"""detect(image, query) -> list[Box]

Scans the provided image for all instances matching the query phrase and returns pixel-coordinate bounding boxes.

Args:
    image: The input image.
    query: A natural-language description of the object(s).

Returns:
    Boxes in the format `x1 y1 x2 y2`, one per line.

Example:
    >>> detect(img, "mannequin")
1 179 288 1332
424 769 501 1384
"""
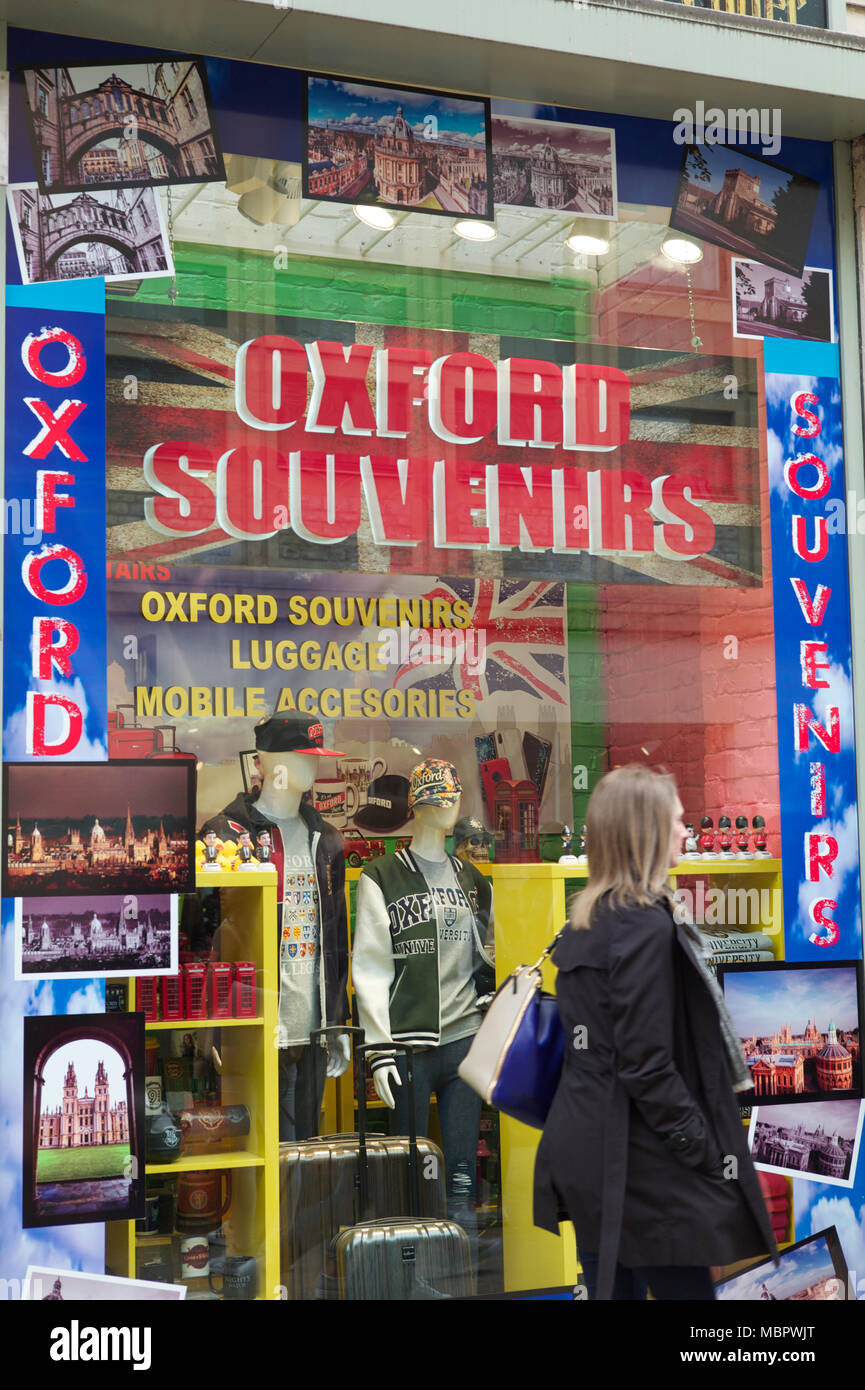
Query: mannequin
201 714 350 1140
255 746 350 1117
352 758 495 1245
370 797 461 1108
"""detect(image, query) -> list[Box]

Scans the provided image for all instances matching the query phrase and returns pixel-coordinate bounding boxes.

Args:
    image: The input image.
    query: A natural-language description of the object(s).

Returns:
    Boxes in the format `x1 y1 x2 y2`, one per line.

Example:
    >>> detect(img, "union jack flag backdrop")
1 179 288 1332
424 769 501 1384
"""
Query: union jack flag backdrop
105 304 762 587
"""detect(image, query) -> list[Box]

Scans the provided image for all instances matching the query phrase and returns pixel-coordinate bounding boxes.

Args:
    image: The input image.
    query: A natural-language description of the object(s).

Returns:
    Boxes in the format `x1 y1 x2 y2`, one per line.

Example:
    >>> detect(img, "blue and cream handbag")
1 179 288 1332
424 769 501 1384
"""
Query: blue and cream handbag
458 934 565 1129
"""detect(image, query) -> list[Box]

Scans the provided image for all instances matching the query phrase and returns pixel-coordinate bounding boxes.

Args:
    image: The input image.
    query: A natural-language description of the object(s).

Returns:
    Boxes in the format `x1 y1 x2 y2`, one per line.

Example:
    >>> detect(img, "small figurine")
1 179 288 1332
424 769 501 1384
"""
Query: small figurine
233 830 259 870
558 825 579 866
734 815 752 858
577 825 588 864
682 823 700 858
256 829 276 868
717 815 734 859
196 830 225 871
453 816 492 866
752 815 770 858
698 815 716 858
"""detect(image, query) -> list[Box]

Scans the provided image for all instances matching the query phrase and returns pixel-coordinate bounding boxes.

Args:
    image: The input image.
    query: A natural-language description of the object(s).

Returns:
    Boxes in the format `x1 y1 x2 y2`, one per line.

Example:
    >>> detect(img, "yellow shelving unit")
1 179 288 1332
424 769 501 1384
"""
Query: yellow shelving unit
105 868 280 1300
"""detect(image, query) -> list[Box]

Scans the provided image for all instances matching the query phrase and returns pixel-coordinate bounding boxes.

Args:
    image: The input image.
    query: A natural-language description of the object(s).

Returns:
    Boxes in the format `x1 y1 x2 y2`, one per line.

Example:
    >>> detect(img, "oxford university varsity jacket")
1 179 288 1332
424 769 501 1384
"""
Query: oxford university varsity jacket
352 846 495 1072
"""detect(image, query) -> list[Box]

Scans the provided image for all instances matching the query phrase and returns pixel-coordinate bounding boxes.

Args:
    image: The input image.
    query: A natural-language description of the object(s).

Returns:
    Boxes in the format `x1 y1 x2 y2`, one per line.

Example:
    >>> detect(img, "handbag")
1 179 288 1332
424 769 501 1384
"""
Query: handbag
458 934 565 1129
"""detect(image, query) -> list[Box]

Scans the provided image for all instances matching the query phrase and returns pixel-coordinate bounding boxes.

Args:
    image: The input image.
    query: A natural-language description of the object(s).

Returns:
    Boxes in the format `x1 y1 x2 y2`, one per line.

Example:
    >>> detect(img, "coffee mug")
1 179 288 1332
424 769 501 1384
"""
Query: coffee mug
180 1234 212 1279
135 1194 160 1235
213 1255 258 1301
145 1075 164 1115
175 1170 232 1234
337 757 386 806
313 777 358 827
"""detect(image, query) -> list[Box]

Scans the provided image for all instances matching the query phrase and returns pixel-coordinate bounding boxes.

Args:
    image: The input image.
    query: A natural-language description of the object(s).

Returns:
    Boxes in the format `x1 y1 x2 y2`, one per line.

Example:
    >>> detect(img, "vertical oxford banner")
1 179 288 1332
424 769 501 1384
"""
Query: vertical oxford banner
764 338 861 961
3 279 107 761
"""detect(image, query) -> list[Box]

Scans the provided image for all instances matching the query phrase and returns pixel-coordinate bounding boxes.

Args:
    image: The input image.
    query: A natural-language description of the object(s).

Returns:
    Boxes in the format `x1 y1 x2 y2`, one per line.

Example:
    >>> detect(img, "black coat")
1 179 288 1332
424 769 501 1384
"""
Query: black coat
534 896 777 1298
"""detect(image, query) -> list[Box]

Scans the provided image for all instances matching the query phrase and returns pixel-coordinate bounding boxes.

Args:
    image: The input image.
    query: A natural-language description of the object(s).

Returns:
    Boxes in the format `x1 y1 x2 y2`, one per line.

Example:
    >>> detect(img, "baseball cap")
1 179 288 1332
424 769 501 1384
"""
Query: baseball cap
453 815 490 845
254 715 343 757
408 758 461 809
354 775 412 832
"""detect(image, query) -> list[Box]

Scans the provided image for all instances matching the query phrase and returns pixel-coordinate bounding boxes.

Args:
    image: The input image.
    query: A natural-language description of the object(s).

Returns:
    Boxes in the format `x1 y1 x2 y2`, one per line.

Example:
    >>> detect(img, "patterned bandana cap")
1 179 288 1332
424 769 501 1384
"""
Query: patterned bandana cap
408 758 462 809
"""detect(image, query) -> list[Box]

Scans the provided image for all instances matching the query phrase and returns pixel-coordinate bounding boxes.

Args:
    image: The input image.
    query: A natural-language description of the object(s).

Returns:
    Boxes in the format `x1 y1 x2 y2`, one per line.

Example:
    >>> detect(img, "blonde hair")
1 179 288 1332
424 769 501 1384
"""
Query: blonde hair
569 764 678 931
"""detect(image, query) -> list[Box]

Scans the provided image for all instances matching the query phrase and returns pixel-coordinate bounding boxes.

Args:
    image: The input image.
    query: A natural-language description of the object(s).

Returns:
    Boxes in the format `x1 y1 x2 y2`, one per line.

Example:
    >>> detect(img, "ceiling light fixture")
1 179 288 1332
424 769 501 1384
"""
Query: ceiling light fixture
353 205 396 230
565 218 610 256
661 234 703 265
454 219 497 242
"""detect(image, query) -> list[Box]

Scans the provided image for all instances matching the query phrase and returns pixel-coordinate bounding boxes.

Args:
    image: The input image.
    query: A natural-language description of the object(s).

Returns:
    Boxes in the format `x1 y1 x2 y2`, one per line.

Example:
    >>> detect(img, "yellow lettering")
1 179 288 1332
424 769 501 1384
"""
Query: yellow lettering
361 687 382 718
299 641 322 671
321 641 343 672
136 686 162 717
247 687 267 716
164 686 189 717
287 595 308 625
320 688 341 718
141 592 165 621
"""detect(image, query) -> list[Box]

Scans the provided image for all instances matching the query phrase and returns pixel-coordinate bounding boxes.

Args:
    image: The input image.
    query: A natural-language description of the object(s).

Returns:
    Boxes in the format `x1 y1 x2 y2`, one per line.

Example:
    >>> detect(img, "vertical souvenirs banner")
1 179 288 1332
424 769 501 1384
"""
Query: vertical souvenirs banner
2 214 108 1286
764 339 861 962
3 281 107 760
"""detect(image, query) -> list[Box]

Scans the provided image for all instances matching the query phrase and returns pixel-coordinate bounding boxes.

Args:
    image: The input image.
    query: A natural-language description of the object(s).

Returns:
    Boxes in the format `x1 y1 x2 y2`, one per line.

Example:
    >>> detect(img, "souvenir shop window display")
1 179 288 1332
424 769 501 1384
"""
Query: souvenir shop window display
351 758 496 1252
201 714 351 1141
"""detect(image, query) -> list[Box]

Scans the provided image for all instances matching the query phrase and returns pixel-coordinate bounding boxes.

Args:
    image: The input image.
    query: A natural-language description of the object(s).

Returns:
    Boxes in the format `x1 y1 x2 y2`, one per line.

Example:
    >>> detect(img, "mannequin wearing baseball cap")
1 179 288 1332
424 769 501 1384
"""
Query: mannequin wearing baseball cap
200 714 351 1141
352 758 495 1244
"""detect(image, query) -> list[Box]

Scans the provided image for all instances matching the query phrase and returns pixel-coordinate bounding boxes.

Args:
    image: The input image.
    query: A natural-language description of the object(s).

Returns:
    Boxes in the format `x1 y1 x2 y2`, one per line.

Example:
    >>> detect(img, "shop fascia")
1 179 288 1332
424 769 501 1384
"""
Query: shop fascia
143 334 714 561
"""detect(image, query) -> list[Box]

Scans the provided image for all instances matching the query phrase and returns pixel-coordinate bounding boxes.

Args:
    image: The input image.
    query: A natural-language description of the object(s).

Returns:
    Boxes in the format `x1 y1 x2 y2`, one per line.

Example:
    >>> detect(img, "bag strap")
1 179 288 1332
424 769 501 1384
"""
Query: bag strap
528 928 566 977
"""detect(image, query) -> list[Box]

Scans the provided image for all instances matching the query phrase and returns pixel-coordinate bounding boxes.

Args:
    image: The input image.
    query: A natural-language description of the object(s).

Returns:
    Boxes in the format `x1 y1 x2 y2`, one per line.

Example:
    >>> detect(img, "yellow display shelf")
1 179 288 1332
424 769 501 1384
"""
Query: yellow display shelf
146 1151 266 1175
144 1016 265 1030
105 869 280 1300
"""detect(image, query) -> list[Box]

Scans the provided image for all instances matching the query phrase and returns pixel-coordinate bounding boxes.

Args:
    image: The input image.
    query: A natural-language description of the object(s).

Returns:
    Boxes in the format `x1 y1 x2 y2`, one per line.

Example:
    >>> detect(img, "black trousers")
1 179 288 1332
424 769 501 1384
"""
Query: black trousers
579 1251 716 1301
278 1043 328 1142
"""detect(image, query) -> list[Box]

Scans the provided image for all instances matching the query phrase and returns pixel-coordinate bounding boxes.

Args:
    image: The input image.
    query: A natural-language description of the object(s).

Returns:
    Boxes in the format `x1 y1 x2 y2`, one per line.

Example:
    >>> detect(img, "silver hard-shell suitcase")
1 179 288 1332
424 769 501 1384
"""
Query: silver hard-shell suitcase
334 1217 472 1300
334 1042 474 1300
279 1028 446 1299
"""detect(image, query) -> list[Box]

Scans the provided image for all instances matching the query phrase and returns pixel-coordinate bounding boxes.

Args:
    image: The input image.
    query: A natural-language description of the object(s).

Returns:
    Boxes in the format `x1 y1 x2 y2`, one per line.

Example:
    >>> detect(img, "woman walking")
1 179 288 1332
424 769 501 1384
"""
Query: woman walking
534 764 777 1300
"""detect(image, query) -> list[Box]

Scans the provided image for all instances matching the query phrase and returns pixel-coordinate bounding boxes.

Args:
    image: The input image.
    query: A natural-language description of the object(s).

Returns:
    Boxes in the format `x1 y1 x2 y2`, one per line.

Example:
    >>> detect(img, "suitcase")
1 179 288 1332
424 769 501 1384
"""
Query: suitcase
333 1042 474 1300
278 1028 446 1299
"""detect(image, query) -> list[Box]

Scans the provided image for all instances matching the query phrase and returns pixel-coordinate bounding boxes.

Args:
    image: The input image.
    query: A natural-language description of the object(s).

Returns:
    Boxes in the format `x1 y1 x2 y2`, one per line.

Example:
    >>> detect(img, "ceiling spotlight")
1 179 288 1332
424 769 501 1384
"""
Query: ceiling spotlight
454 219 497 242
353 205 396 230
661 235 703 265
565 218 610 256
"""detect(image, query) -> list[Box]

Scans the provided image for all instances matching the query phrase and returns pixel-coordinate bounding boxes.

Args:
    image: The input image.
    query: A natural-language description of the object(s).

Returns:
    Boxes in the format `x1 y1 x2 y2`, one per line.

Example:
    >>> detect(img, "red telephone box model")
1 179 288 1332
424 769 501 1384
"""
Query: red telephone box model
492 778 540 863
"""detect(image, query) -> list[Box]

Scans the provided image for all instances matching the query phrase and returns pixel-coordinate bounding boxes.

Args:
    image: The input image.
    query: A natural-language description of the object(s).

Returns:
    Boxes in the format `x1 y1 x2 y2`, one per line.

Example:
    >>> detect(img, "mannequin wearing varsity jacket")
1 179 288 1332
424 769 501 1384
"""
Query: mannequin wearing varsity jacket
200 715 350 1141
352 759 495 1241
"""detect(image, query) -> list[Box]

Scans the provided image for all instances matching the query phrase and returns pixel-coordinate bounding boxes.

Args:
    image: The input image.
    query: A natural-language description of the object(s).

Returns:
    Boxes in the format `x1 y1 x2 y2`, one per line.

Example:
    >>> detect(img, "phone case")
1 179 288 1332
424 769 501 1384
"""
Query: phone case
523 732 552 802
480 758 511 808
494 728 523 771
474 734 496 766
